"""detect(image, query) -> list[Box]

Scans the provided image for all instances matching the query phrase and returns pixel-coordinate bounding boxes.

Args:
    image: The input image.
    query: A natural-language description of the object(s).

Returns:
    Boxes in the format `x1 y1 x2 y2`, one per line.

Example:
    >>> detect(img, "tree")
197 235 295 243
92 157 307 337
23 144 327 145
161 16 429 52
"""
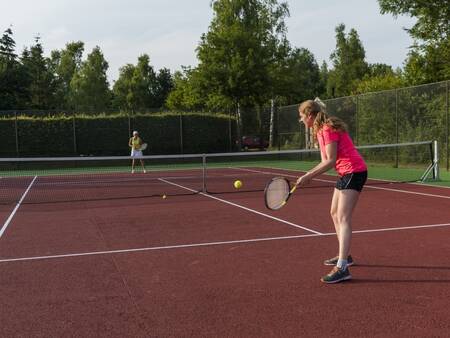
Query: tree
196 0 290 109
318 61 329 98
0 27 28 109
69 46 110 111
353 63 404 94
166 67 206 110
327 24 369 97
378 0 450 82
0 27 17 61
129 54 157 110
271 47 321 105
21 36 57 109
113 54 170 111
51 41 84 108
154 67 173 108
354 72 404 94
112 63 135 110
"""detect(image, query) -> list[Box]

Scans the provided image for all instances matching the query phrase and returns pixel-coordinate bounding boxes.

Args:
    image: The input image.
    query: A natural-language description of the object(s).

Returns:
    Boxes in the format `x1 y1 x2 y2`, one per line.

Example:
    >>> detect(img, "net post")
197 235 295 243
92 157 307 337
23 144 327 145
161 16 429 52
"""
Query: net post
433 140 440 180
202 154 207 193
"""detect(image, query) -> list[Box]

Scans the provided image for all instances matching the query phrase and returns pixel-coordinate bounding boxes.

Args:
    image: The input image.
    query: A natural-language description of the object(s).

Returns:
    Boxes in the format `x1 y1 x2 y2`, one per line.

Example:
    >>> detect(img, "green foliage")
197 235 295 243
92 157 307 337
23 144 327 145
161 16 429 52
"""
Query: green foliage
154 68 174 108
166 67 209 110
378 0 450 83
0 28 30 109
196 0 290 108
327 24 369 97
113 55 173 111
0 112 17 156
69 46 111 111
403 42 450 84
0 27 17 61
272 47 322 105
354 72 404 94
20 36 57 109
51 41 85 108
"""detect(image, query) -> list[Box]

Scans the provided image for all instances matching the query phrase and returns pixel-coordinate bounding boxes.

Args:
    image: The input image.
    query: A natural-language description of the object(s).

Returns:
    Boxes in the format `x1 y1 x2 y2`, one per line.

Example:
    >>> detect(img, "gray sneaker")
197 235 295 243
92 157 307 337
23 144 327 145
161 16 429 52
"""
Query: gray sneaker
323 255 354 266
321 266 352 284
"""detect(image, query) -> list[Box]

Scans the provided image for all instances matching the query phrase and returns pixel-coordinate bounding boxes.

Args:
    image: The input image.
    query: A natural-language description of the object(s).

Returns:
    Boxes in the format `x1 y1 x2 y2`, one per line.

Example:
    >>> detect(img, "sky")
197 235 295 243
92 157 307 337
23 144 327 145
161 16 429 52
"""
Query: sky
2 0 416 83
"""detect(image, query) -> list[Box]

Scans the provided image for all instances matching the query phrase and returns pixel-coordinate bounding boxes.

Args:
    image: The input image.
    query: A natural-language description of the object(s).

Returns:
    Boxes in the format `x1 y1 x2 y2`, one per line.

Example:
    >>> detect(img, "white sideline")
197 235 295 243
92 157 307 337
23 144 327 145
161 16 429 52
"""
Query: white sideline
235 167 450 199
0 176 38 239
158 178 323 234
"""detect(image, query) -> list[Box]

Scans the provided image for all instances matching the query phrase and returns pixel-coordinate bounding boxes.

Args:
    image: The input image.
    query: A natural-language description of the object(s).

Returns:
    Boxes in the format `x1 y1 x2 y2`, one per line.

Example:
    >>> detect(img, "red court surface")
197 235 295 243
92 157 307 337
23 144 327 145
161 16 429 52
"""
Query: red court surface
1 168 450 337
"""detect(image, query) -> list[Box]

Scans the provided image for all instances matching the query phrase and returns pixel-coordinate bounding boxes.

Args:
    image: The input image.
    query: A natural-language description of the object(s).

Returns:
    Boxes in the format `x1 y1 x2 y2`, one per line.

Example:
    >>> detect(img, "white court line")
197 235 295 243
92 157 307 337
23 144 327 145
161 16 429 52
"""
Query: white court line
1 222 449 264
0 176 38 239
235 167 450 199
158 178 322 234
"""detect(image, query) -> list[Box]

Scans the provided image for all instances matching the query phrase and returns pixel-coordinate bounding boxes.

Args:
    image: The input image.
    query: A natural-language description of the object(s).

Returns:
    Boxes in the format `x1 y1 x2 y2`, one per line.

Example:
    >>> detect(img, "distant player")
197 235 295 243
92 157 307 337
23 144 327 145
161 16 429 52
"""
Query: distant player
129 131 146 174
296 98 367 284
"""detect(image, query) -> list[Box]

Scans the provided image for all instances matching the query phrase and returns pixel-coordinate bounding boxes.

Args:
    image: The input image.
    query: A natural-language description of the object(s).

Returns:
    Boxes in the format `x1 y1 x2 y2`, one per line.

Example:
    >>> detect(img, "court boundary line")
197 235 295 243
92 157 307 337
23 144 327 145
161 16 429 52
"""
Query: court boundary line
158 178 323 234
1 222 449 264
235 167 450 199
0 176 37 239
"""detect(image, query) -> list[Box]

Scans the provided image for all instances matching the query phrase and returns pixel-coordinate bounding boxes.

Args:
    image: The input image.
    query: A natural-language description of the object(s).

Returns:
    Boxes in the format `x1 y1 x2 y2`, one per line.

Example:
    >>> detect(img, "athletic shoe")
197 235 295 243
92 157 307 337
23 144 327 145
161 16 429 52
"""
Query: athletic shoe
131 170 135 174
321 266 352 284
323 255 354 266
143 170 146 173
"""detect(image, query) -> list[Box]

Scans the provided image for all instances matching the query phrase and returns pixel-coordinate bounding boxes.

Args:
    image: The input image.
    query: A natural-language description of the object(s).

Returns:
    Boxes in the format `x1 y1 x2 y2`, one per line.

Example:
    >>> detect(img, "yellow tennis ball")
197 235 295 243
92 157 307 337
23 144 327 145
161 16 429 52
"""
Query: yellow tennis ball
234 180 242 189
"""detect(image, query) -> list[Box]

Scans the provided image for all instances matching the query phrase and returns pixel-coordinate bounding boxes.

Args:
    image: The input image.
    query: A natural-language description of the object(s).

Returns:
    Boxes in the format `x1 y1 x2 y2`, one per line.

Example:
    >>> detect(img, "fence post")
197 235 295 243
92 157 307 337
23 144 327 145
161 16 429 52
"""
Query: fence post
236 103 242 151
355 95 359 145
179 113 184 154
14 111 19 156
228 110 232 152
276 105 280 151
395 89 399 167
72 111 77 155
128 112 131 137
446 80 449 171
269 99 274 148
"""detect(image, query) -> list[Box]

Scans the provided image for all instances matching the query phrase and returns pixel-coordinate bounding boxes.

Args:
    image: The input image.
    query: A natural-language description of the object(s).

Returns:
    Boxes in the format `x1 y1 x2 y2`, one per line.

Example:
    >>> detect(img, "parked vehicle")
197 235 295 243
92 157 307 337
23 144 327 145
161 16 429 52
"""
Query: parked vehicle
240 135 269 150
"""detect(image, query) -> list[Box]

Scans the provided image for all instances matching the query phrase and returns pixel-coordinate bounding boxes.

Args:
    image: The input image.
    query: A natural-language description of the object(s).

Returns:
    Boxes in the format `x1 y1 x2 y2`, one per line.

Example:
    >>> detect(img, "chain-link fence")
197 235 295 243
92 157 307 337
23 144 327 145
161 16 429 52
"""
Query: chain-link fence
276 80 450 171
1 80 449 169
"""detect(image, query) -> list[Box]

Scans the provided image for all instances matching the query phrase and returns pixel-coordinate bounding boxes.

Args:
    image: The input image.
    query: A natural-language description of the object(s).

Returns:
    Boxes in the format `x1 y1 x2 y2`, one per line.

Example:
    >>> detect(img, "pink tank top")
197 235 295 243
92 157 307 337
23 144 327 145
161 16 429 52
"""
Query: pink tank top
317 126 367 176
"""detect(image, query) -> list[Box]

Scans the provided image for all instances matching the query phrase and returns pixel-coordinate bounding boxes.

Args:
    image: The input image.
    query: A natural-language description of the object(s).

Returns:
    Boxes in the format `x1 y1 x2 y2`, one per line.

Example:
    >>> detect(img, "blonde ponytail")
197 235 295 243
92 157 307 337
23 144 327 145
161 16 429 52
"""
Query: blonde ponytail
299 98 348 137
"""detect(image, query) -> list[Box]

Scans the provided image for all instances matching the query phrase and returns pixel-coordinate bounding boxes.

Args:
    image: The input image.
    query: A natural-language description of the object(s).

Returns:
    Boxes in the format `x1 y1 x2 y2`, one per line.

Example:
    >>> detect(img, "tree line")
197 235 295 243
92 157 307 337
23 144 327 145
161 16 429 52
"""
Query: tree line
1 0 448 113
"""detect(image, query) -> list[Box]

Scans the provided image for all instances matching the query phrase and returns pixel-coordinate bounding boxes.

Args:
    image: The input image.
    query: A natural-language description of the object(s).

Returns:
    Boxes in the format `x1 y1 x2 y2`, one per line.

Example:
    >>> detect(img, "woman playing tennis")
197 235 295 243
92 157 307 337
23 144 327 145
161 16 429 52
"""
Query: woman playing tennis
129 131 146 174
296 98 367 284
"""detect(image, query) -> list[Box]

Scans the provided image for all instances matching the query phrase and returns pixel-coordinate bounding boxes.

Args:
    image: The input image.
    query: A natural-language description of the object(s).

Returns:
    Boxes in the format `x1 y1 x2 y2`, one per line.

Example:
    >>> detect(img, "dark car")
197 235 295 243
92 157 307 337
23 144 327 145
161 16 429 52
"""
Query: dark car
240 135 269 150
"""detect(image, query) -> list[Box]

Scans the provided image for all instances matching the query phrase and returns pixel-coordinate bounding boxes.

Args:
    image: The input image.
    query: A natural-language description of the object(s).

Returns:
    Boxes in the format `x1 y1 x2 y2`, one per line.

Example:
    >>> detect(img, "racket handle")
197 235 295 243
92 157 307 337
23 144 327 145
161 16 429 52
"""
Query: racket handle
290 185 297 194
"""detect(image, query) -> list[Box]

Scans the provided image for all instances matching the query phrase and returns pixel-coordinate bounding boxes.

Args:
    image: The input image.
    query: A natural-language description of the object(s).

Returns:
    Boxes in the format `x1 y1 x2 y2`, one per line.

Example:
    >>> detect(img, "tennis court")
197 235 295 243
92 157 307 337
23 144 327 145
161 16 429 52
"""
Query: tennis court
1 142 450 337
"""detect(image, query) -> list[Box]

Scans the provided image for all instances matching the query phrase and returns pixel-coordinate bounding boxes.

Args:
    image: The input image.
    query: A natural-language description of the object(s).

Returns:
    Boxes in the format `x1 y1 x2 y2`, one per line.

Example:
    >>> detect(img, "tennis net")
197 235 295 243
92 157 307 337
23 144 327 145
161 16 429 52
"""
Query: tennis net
0 140 439 205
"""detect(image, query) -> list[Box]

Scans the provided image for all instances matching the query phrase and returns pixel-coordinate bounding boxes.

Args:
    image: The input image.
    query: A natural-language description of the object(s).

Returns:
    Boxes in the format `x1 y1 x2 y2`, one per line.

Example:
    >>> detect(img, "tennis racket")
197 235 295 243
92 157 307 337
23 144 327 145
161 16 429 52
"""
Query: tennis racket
264 177 298 210
140 143 147 151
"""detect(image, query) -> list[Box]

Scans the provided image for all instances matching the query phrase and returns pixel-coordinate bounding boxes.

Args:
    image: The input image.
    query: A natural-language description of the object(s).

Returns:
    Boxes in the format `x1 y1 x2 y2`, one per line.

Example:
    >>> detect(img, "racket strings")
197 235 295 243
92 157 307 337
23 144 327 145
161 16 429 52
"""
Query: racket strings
265 178 290 210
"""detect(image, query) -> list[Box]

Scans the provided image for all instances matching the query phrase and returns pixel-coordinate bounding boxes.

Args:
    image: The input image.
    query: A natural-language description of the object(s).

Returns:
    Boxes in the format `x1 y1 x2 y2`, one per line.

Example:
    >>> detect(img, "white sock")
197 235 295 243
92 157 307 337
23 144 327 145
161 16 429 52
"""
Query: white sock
337 259 348 270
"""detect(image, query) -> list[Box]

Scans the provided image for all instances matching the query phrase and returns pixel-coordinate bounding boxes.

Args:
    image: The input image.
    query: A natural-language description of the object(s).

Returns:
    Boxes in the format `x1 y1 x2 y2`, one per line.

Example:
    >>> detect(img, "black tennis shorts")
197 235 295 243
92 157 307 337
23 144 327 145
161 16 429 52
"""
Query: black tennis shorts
335 171 368 192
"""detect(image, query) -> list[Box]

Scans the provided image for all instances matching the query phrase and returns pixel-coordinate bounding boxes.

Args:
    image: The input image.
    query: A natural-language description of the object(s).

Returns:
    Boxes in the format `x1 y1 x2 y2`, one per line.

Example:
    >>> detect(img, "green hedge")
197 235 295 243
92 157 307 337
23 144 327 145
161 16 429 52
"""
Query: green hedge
0 115 17 157
0 112 236 157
